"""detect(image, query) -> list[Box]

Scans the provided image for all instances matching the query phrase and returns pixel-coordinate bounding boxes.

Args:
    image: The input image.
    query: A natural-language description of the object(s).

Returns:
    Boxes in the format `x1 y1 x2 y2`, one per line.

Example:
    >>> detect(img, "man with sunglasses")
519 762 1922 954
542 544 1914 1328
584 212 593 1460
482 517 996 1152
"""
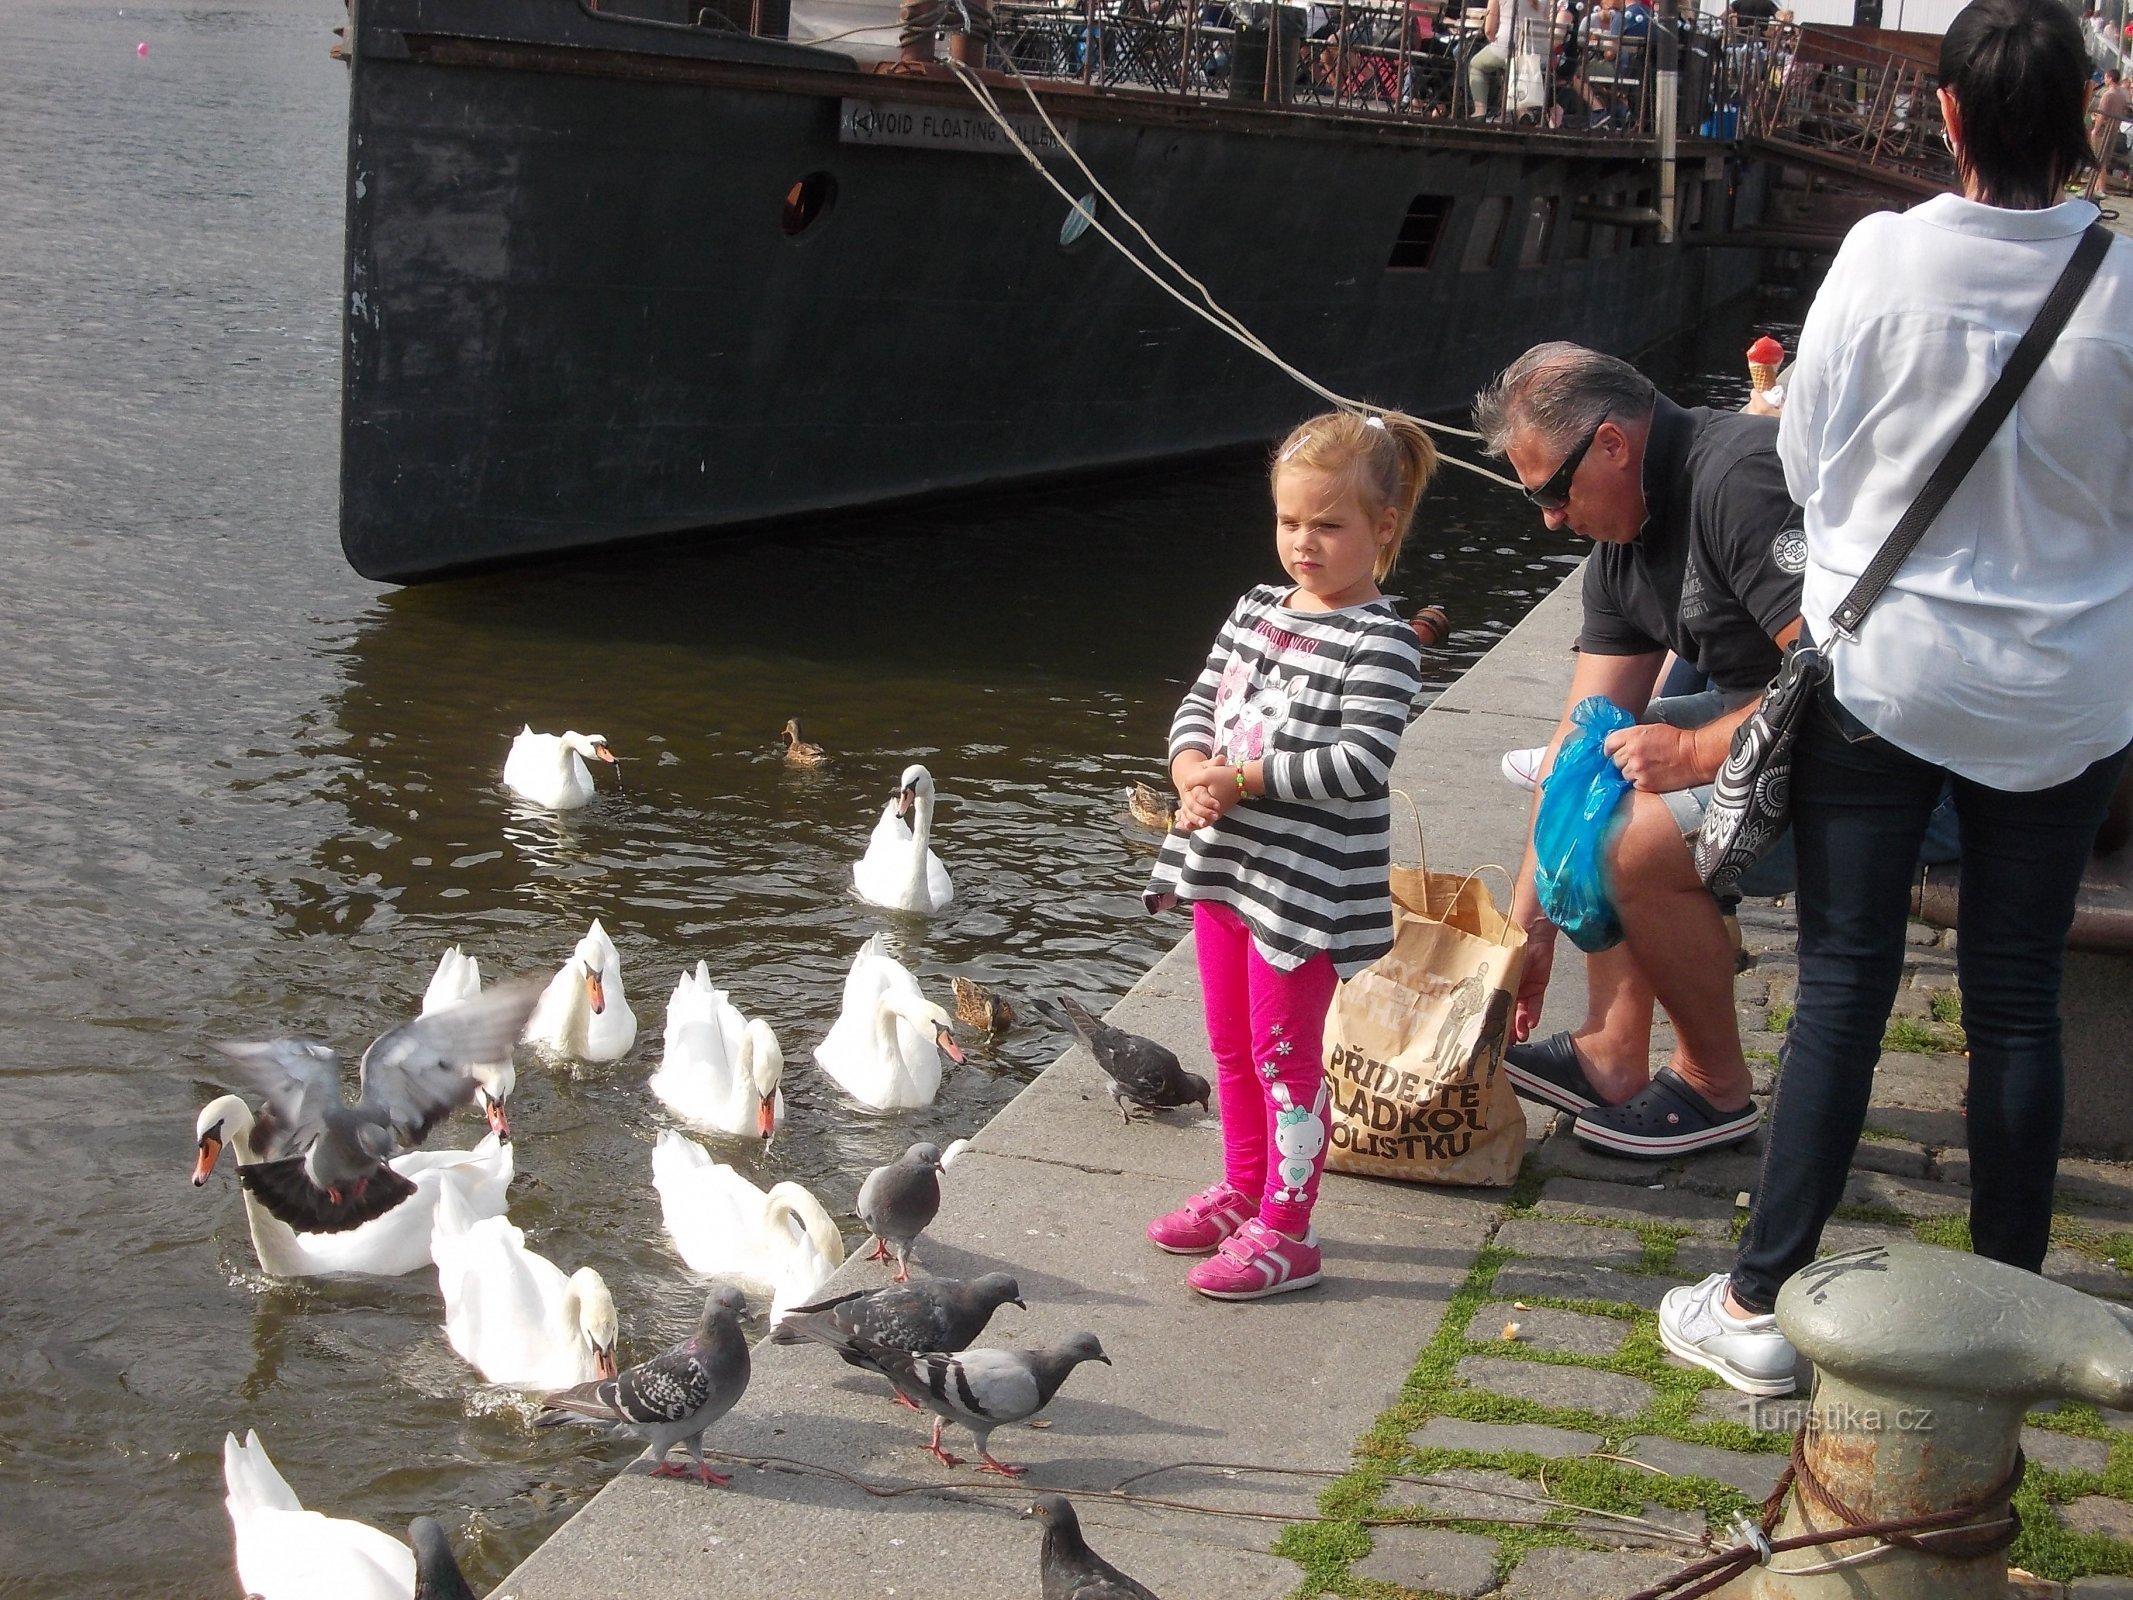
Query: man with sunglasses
1469 341 1804 1158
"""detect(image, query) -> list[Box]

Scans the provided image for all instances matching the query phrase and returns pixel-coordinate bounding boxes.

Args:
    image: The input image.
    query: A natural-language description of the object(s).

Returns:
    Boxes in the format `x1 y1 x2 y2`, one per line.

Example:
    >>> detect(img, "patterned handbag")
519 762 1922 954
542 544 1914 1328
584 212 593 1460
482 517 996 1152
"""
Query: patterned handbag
1693 222 2112 896
1694 635 1827 894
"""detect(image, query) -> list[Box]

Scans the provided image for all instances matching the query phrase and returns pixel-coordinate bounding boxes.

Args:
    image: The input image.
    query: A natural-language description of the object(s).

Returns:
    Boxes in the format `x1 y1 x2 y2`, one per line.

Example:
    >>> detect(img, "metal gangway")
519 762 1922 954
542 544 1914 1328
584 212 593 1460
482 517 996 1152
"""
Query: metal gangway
1735 21 1957 197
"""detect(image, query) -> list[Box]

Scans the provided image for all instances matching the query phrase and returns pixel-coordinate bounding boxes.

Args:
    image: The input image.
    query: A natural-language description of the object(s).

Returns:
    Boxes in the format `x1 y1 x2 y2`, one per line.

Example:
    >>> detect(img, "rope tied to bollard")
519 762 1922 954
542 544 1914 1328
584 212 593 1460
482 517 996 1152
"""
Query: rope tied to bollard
1619 1435 2027 1600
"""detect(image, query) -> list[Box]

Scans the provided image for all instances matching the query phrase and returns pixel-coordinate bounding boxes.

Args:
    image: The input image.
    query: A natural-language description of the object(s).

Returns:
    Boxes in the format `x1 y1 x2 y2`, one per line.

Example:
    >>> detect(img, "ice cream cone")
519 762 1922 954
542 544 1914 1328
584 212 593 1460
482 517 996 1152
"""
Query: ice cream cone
1746 335 1785 395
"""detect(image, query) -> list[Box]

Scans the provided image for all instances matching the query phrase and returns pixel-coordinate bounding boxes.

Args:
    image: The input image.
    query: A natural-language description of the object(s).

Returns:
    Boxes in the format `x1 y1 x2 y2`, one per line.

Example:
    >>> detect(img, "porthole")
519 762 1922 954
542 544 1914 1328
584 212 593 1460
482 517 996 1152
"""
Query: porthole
782 171 837 238
1059 193 1098 251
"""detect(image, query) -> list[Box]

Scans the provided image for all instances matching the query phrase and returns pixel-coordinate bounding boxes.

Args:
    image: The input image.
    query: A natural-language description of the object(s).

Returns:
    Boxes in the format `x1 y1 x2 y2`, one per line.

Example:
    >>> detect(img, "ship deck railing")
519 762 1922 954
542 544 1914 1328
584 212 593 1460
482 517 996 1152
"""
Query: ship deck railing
959 3 1778 144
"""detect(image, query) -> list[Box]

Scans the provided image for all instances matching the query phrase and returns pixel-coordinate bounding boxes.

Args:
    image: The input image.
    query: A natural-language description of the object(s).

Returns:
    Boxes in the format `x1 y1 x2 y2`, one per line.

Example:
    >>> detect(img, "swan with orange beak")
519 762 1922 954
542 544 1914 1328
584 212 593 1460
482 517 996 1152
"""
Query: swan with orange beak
422 945 516 1137
524 919 637 1065
503 726 618 811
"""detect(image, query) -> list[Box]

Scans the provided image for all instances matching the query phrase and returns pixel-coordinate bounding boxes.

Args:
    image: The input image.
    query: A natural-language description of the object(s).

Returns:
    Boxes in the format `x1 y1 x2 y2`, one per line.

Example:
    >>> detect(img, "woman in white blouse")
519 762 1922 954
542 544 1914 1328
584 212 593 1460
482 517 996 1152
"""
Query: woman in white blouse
1659 0 2133 1397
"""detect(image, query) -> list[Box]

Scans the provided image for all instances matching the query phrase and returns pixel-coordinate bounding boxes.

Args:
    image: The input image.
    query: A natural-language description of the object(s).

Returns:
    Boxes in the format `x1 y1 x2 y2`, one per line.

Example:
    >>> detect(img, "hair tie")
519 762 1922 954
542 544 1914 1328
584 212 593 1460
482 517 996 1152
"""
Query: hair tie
1365 414 1387 430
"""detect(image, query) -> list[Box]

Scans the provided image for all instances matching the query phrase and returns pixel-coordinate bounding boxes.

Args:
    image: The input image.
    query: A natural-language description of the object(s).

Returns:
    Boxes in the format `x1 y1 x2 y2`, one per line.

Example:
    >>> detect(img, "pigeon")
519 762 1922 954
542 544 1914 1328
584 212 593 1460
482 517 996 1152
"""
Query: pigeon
1053 996 1210 1122
537 1286 752 1486
208 981 541 1234
1023 1495 1162 1600
771 1273 1026 1359
409 1516 479 1600
838 1331 1110 1476
855 1142 945 1282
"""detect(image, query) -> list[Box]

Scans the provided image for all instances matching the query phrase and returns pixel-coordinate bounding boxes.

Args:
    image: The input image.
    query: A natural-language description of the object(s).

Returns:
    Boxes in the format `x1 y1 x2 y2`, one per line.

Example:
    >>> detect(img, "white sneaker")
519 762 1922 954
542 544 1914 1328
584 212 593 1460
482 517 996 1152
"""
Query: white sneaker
1658 1273 1800 1397
1501 746 1547 790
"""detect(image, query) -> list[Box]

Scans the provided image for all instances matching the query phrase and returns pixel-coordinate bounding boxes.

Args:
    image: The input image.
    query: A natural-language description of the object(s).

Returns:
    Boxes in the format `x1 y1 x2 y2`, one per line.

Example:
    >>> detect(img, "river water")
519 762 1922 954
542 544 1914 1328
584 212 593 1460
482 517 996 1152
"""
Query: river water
0 0 1779 1590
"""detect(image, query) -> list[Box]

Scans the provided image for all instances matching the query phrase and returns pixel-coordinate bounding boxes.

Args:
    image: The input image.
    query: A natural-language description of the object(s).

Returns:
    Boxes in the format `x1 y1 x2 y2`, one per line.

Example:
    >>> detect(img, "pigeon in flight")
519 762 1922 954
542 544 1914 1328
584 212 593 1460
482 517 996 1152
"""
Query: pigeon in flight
1023 1495 1162 1600
409 1516 479 1600
538 1286 752 1486
209 982 541 1233
1052 996 1209 1122
838 1331 1109 1476
855 1142 945 1282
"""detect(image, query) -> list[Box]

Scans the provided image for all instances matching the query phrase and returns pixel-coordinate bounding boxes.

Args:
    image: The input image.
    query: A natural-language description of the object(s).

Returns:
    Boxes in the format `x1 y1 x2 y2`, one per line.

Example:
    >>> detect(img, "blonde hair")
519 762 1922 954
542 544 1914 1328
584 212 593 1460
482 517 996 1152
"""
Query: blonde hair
1272 410 1440 582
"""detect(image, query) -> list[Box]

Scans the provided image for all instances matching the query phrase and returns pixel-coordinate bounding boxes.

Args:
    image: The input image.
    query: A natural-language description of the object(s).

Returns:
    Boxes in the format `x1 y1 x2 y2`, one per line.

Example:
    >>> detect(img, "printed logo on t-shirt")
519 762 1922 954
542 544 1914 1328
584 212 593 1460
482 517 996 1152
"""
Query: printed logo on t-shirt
1773 527 1808 575
1214 665 1299 763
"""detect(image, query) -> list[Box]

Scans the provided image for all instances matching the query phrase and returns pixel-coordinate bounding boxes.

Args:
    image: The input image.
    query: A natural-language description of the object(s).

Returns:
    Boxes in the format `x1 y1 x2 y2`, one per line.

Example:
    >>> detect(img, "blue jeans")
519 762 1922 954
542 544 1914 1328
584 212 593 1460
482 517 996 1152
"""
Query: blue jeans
1730 683 2131 1312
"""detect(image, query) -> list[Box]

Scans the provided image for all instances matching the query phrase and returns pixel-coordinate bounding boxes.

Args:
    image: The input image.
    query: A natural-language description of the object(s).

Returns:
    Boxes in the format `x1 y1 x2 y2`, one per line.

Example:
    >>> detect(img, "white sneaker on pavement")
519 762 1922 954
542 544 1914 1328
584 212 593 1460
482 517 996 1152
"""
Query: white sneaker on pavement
1501 746 1546 790
1658 1273 1800 1397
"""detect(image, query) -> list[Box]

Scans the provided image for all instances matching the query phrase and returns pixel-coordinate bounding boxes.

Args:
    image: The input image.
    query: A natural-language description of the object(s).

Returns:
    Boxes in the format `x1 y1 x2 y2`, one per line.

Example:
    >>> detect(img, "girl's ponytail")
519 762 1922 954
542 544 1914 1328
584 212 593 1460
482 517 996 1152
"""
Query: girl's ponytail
1272 409 1441 581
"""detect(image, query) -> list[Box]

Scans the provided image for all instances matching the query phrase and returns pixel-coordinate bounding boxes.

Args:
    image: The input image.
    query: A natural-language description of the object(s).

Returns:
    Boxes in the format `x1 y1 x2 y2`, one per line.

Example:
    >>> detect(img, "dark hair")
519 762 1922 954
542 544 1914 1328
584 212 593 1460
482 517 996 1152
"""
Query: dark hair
1940 0 2094 207
1471 342 1656 458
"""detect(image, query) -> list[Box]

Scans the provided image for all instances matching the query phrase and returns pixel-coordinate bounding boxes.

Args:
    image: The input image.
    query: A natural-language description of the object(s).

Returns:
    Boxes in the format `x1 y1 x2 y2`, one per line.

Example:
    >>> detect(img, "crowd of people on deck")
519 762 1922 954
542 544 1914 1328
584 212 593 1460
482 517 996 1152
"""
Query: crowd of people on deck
1145 0 2133 1399
997 0 1785 131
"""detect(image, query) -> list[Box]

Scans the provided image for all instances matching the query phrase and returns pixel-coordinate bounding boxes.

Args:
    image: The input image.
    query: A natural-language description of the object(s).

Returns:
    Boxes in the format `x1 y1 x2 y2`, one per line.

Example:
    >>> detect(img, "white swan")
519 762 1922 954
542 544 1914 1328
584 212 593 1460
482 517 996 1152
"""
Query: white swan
503 726 615 811
524 919 637 1063
648 962 786 1141
429 1181 618 1389
421 946 514 1135
852 763 954 914
649 1130 844 1315
193 1095 511 1279
222 1430 415 1600
812 934 965 1112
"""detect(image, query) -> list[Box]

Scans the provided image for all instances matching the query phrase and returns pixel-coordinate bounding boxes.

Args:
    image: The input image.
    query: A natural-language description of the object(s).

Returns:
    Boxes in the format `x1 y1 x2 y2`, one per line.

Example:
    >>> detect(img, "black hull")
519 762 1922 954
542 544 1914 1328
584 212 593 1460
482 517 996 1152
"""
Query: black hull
342 0 1764 580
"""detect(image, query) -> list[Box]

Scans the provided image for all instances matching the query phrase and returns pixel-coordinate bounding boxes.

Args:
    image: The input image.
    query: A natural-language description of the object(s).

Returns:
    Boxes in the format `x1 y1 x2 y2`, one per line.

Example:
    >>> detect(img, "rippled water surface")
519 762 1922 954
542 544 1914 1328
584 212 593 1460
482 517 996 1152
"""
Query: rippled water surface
0 0 1781 1588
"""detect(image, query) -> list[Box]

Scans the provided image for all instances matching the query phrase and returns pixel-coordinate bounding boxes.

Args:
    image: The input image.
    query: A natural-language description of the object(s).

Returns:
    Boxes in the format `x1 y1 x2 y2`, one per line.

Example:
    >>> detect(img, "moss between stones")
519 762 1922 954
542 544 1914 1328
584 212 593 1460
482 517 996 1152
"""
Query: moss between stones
1277 1196 1771 1598
1883 1014 1967 1053
1283 1164 2133 1597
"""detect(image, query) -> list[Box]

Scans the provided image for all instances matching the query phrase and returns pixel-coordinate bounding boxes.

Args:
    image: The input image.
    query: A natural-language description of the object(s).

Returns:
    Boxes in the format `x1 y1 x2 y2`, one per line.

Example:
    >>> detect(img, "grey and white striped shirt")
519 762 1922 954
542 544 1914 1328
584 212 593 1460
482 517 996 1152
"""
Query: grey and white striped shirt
1145 585 1424 976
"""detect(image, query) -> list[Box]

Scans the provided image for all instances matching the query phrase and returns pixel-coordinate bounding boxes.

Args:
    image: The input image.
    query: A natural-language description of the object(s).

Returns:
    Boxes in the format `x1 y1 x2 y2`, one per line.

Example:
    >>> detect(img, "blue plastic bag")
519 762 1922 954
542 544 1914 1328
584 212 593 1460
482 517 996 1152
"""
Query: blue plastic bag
1533 695 1636 953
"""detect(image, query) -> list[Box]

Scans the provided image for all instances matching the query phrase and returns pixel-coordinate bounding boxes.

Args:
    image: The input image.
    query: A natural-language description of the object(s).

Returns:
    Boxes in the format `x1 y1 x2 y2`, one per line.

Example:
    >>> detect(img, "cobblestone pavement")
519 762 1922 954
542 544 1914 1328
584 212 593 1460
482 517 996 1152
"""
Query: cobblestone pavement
1313 904 2133 1600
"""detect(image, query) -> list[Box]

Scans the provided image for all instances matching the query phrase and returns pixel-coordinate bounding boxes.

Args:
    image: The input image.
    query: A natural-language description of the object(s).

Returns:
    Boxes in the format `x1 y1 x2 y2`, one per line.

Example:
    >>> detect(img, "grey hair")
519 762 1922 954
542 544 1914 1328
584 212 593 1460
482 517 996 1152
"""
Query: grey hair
1471 342 1657 459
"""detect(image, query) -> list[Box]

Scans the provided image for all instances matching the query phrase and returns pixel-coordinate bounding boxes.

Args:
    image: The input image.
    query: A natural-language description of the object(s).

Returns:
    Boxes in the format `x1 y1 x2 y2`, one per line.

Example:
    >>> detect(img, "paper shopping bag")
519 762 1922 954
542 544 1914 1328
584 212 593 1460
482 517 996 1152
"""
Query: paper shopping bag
1323 850 1528 1187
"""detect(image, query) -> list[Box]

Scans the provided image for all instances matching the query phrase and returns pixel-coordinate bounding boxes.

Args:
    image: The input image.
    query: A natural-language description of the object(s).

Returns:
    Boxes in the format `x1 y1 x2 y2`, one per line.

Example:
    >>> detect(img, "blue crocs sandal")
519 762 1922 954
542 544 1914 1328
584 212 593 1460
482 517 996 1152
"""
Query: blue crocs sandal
1572 1067 1760 1157
1503 1032 1606 1114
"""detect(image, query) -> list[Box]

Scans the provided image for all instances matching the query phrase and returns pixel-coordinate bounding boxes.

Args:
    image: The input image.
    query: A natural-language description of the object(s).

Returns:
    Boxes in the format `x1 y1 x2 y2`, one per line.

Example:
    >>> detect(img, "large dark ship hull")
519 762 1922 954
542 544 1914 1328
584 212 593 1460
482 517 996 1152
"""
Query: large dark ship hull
342 0 1766 580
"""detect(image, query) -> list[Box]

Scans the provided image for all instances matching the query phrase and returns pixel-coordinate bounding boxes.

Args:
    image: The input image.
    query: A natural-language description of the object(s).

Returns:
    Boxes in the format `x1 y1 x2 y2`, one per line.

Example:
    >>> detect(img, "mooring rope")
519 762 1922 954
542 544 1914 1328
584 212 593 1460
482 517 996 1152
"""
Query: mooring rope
1618 1435 2027 1600
698 1446 1708 1544
929 42 1526 488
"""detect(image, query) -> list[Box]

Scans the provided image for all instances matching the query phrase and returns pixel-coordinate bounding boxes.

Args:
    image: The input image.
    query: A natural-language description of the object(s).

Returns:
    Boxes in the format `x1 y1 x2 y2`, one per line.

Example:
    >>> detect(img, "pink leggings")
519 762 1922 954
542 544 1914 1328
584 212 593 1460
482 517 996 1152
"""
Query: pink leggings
1193 902 1337 1236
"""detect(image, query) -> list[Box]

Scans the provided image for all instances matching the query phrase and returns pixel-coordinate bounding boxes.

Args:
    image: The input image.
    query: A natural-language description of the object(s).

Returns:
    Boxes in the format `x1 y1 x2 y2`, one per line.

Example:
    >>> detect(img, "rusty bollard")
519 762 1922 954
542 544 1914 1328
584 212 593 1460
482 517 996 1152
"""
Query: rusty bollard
1725 1241 2133 1600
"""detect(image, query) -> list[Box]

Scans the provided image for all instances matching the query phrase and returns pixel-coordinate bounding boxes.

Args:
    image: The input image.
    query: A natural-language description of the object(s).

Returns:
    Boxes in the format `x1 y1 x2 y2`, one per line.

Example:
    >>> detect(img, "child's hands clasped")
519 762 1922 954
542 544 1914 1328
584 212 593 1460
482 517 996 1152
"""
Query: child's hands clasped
1170 751 1247 832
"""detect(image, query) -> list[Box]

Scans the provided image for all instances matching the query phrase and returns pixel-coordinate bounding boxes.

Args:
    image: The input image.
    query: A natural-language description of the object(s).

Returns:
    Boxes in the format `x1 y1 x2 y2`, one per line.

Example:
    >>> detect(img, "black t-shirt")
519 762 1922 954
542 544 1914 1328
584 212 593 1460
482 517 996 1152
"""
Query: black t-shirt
1578 397 1803 694
1729 0 1777 21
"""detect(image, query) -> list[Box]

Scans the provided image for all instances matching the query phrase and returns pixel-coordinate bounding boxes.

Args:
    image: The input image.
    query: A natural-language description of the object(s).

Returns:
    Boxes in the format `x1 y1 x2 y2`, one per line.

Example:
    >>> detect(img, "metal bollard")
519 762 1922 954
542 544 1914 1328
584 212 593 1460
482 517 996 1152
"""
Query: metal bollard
1723 1241 2133 1600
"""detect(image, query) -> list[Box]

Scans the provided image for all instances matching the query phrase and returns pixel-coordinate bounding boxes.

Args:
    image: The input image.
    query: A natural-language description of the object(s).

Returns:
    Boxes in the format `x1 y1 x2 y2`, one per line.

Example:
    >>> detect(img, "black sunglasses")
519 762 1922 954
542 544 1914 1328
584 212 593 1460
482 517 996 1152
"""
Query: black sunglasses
1524 414 1608 510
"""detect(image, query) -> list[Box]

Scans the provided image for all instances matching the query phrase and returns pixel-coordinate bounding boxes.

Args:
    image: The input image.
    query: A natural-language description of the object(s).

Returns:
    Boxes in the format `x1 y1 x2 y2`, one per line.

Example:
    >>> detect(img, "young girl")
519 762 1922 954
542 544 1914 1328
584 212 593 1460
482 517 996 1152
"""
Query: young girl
1144 409 1437 1300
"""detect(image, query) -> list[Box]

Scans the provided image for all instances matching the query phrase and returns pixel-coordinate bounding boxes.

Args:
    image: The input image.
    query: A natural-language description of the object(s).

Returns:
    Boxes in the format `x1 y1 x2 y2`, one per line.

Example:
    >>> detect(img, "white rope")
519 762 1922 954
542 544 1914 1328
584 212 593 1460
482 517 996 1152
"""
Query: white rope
934 47 1523 488
998 61 1492 444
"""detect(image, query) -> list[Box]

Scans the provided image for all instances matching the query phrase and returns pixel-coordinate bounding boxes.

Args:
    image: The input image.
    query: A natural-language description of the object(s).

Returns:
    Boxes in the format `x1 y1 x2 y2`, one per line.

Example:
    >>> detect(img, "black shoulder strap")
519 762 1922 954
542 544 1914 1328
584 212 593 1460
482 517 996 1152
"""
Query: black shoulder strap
1828 220 2113 639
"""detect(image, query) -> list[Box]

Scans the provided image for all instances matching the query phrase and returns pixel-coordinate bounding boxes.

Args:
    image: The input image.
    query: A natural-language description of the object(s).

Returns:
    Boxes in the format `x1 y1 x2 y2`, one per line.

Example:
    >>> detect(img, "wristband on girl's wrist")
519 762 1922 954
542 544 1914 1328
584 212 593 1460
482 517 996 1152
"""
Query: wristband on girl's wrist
1235 769 1248 799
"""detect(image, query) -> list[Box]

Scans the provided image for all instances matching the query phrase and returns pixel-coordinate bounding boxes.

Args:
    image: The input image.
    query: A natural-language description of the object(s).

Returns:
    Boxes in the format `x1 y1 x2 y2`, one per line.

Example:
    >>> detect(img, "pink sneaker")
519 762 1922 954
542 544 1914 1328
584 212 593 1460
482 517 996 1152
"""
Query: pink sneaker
1146 1182 1255 1255
1186 1219 1323 1300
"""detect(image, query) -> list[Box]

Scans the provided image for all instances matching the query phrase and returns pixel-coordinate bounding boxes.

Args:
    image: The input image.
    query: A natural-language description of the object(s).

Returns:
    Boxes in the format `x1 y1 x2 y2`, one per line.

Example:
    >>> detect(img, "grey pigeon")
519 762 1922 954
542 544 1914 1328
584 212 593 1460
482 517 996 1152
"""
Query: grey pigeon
855 1142 944 1282
409 1516 479 1600
1023 1495 1162 1600
538 1286 751 1485
209 981 541 1233
839 1330 1109 1476
1054 996 1209 1122
771 1272 1025 1359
